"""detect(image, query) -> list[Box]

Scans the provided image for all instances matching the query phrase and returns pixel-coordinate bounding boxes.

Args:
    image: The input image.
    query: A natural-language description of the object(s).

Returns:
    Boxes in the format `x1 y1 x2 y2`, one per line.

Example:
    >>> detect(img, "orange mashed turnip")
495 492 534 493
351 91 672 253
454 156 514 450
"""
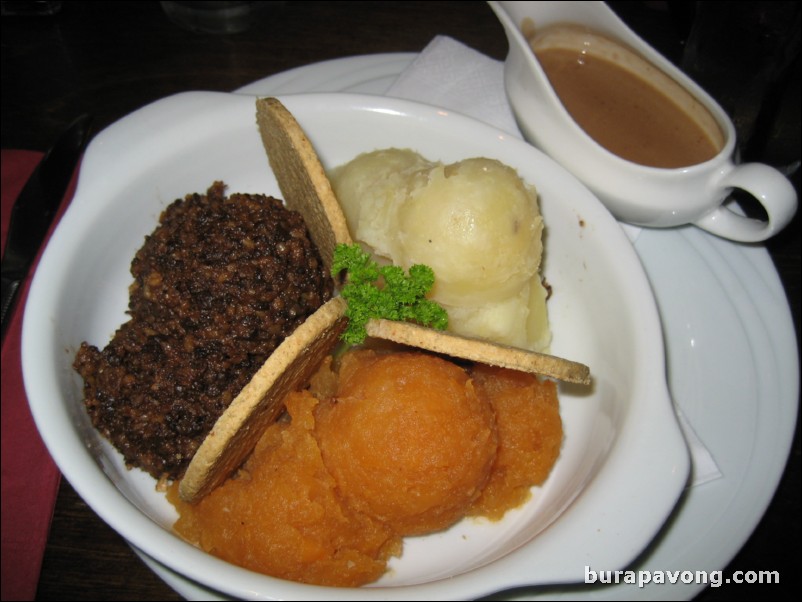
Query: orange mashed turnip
316 351 498 536
168 349 562 587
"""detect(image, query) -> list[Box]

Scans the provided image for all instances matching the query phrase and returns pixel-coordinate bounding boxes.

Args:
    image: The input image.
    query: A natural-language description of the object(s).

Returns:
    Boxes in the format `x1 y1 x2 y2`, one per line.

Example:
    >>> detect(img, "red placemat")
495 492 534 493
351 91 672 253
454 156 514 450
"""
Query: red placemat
1 149 76 601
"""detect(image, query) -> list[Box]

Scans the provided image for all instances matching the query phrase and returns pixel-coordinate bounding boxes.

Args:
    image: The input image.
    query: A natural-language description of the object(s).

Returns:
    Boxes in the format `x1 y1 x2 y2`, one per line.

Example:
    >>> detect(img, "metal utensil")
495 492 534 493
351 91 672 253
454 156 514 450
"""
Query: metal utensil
1 113 93 342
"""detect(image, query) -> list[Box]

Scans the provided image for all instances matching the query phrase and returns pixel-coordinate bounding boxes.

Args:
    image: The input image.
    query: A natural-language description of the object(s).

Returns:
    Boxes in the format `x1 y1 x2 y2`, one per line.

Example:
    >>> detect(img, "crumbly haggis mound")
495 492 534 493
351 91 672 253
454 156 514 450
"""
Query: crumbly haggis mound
74 182 333 481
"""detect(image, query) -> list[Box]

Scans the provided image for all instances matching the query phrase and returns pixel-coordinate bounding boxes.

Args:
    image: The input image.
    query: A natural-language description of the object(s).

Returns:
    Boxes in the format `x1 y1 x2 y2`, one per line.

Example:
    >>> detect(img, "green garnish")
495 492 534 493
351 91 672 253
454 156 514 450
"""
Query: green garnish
332 243 449 345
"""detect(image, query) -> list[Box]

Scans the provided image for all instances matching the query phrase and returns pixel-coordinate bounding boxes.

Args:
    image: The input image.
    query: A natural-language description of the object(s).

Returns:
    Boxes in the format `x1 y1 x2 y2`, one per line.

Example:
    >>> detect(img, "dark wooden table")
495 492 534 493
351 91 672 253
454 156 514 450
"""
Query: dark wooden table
2 2 798 600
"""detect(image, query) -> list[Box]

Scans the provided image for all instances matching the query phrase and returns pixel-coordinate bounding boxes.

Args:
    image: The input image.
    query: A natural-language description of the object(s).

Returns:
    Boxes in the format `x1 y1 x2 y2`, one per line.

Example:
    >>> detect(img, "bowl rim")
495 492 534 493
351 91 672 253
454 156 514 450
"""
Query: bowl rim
22 91 690 600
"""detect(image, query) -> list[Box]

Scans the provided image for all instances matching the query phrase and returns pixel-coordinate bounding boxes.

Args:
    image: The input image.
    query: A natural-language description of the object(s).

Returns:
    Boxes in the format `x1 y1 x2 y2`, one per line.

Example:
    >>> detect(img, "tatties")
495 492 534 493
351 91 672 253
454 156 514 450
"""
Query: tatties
330 150 552 352
396 158 542 305
330 148 431 261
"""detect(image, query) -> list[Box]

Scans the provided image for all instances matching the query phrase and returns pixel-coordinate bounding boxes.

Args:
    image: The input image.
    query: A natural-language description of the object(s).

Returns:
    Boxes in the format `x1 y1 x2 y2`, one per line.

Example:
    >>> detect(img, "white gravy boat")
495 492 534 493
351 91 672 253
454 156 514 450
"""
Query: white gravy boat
490 1 797 242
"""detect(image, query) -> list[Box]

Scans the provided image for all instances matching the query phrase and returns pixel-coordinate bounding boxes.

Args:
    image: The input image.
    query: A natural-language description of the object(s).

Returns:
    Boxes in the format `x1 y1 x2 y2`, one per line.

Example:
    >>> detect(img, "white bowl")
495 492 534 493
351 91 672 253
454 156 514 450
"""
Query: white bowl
23 92 689 600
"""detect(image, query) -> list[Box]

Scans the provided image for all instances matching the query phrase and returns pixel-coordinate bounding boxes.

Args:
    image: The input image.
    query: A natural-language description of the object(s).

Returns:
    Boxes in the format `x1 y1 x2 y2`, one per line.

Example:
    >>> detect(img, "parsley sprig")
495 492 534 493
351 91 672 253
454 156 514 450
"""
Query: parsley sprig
332 243 448 345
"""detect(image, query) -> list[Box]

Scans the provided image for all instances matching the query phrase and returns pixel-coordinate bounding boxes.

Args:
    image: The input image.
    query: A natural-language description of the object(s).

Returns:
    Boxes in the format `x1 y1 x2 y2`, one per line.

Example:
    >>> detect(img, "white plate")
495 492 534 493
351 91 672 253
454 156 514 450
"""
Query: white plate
236 53 416 96
136 55 797 601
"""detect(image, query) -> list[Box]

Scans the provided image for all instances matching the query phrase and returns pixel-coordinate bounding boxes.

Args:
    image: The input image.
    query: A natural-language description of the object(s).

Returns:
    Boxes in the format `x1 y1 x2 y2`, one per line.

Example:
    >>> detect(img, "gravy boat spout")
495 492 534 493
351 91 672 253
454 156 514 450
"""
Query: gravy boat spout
490 1 798 242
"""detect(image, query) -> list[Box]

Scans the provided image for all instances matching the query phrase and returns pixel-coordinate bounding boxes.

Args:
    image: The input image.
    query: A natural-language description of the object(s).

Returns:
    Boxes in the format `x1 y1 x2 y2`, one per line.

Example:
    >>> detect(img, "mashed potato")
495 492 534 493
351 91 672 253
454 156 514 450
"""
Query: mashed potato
169 350 562 587
330 150 551 351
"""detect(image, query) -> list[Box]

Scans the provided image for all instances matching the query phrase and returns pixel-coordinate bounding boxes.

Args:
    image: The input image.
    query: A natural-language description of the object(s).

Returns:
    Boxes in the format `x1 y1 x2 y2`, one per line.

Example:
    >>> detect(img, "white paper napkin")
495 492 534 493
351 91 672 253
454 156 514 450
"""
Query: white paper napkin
388 35 521 136
386 35 721 488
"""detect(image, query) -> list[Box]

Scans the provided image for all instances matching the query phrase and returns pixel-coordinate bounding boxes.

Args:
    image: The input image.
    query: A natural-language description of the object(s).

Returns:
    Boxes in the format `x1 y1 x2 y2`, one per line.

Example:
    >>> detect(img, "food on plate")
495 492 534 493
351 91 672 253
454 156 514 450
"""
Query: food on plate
69 96 582 589
255 96 353 272
170 384 401 588
330 241 587 383
175 99 586 505
66 95 585 590
364 317 590 385
178 296 347 503
315 351 498 536
168 349 562 586
75 98 586 498
175 97 356 502
331 242 448 345
73 181 333 481
330 149 552 352
468 363 563 518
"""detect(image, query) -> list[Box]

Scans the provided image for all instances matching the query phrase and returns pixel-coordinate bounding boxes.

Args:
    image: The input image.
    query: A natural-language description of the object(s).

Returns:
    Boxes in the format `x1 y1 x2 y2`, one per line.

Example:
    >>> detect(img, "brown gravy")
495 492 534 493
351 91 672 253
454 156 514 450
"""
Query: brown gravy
527 25 724 168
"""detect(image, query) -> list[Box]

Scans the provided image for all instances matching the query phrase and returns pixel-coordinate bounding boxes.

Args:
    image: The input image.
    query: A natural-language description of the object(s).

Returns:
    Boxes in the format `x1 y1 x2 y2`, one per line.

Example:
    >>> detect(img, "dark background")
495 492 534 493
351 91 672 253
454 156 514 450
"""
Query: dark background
2 2 798 600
